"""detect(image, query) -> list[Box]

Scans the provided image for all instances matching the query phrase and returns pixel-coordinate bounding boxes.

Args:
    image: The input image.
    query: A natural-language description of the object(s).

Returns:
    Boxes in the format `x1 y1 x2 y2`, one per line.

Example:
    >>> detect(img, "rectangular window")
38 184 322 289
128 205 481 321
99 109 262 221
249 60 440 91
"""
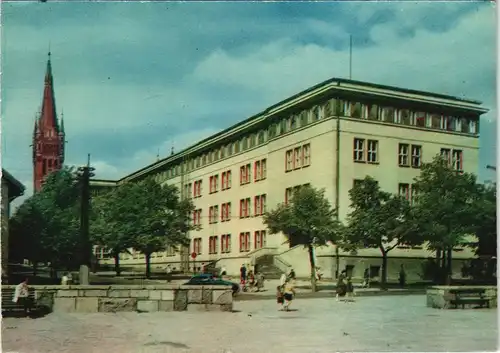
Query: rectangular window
192 209 202 226
209 175 219 193
302 144 311 167
193 238 202 255
367 104 379 121
221 234 231 254
222 171 232 190
452 150 463 172
285 149 293 172
415 112 426 127
440 148 451 165
209 236 219 254
398 143 409 167
240 164 251 185
239 232 251 252
382 107 395 122
400 109 411 125
255 159 267 181
430 114 442 129
444 116 457 131
353 138 365 162
221 202 231 222
209 205 219 224
351 102 362 118
367 140 378 163
239 198 251 218
254 230 267 250
411 145 422 168
193 180 202 198
184 183 192 198
398 183 410 201
460 118 470 133
254 194 266 216
285 187 293 204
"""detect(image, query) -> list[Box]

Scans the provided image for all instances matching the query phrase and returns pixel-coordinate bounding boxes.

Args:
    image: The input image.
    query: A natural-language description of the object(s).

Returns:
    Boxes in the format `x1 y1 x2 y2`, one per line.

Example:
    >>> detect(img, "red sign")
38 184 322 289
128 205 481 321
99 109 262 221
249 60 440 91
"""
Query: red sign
191 252 197 259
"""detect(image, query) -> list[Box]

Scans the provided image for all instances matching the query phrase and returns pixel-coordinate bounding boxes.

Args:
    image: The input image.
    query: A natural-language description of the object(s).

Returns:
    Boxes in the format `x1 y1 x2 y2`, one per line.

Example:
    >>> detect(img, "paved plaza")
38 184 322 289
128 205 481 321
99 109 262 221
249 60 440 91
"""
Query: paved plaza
2 295 497 353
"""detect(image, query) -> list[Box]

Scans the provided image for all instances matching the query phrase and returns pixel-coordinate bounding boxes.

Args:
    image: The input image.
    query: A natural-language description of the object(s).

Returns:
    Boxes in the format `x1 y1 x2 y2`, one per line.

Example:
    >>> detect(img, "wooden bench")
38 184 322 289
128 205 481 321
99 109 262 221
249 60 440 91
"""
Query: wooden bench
449 288 490 309
1 287 40 316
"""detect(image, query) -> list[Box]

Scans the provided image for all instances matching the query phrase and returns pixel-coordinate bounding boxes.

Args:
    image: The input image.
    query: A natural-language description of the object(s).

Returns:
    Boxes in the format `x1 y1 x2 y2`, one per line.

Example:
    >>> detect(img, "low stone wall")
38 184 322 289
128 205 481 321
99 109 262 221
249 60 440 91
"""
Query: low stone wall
426 286 497 309
1 284 233 313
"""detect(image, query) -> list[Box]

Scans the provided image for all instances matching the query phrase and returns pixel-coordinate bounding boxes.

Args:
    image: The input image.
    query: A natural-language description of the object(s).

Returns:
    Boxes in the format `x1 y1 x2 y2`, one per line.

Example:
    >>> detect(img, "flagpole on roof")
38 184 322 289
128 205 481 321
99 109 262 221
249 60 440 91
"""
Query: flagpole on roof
349 35 353 80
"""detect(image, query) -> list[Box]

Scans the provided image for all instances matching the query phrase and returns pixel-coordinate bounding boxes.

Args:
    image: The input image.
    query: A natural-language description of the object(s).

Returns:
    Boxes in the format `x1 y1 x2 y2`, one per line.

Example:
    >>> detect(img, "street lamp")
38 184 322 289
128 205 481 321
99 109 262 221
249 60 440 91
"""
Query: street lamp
75 154 95 285
486 165 496 171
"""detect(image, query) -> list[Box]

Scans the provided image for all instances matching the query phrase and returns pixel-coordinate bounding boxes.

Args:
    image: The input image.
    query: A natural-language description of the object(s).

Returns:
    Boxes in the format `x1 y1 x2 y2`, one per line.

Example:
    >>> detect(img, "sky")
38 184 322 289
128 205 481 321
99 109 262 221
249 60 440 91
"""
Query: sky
1 1 497 207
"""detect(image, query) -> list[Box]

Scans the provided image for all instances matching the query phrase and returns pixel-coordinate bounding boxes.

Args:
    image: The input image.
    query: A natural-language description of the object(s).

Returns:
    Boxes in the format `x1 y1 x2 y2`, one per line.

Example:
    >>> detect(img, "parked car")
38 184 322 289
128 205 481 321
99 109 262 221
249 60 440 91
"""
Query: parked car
183 274 240 295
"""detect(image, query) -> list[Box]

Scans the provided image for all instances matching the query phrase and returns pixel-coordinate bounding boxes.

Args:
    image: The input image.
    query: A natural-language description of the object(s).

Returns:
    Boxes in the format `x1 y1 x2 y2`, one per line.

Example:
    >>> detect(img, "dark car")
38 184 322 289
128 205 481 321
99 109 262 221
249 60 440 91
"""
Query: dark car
183 274 240 295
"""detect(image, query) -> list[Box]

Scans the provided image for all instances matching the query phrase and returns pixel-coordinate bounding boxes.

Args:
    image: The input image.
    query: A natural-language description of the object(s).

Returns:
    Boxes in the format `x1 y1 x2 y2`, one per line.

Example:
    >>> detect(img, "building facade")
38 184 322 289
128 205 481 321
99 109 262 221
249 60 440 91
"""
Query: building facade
1 169 25 281
33 52 65 192
92 78 487 280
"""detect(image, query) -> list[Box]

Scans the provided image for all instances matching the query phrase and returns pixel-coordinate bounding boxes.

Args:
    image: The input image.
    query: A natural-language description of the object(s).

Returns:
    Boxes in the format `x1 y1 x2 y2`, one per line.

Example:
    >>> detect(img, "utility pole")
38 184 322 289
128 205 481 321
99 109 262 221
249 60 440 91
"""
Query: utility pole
76 154 95 285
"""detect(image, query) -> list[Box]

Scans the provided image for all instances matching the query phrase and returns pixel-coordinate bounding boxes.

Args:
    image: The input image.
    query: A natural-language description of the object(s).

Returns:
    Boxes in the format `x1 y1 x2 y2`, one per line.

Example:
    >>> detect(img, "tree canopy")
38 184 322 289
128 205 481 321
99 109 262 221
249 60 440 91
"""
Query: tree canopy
341 176 419 286
264 185 340 291
91 177 196 278
9 168 81 274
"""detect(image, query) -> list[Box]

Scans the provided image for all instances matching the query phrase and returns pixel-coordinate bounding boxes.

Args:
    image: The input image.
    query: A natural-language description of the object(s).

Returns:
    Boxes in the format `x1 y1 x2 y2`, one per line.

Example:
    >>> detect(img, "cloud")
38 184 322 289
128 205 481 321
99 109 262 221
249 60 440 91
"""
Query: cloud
1 1 496 206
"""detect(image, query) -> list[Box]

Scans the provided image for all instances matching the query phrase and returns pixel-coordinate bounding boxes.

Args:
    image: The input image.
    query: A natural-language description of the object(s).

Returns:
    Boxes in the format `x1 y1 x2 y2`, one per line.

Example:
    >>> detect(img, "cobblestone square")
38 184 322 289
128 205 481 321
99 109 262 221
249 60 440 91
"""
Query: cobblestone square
2 295 497 352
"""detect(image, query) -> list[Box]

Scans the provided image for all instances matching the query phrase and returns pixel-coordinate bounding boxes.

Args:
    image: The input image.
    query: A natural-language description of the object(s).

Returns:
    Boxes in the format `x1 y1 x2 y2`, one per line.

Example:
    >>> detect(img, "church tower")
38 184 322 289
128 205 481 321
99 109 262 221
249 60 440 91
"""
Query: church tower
32 52 65 192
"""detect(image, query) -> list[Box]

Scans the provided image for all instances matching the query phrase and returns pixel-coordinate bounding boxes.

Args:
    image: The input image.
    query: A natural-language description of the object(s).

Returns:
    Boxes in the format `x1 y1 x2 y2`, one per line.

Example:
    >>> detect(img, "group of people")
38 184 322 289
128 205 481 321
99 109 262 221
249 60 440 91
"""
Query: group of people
239 264 265 292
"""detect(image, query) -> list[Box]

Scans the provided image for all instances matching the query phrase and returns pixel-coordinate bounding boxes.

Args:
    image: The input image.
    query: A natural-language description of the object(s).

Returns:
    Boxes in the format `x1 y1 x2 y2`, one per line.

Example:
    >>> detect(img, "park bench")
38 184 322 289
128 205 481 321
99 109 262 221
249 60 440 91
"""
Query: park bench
449 288 489 309
1 287 40 316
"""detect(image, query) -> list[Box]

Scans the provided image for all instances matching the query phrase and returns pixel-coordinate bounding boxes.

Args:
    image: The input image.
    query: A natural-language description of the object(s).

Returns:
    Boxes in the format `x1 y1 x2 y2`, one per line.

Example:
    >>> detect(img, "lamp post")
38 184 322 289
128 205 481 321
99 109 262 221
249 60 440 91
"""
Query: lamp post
76 154 95 285
486 165 496 171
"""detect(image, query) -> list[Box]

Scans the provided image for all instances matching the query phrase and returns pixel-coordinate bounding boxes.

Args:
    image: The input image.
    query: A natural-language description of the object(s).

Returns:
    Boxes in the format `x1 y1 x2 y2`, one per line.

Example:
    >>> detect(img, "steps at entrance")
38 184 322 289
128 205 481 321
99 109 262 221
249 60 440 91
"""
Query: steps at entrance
255 255 284 279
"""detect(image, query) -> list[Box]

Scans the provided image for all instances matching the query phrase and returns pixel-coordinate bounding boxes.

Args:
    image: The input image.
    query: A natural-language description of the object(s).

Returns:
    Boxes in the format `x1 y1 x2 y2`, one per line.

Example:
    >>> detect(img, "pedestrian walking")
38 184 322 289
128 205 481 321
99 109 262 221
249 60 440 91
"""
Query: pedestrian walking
240 264 247 291
276 285 284 310
12 278 32 316
282 279 296 311
335 276 347 301
165 264 172 282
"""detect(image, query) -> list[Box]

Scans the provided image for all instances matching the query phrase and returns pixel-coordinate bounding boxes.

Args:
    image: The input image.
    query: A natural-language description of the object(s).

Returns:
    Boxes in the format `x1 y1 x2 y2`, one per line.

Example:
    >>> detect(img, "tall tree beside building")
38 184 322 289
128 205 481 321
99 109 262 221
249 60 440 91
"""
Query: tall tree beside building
264 185 340 292
10 168 80 276
341 176 420 288
90 184 138 276
95 177 196 278
411 156 480 284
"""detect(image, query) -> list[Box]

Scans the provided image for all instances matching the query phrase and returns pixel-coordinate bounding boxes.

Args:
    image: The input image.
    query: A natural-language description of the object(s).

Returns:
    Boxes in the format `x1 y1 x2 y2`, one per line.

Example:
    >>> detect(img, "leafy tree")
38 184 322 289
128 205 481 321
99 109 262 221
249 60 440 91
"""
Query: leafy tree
9 198 45 274
473 182 497 259
97 177 196 278
263 185 340 292
342 176 419 288
411 156 480 284
10 168 81 277
90 184 136 276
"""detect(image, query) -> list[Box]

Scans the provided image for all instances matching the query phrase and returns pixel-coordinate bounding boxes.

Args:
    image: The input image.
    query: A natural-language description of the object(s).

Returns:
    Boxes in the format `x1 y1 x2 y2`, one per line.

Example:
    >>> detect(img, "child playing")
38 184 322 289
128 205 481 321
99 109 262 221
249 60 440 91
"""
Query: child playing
276 285 284 310
346 277 355 301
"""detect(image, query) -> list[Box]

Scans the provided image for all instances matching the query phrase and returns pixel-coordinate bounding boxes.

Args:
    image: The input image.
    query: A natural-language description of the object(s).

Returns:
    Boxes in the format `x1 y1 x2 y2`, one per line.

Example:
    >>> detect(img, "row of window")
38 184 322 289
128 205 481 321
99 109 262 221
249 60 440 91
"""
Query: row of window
192 194 268 225
183 159 267 197
353 139 464 171
285 143 311 172
194 230 268 255
154 97 478 184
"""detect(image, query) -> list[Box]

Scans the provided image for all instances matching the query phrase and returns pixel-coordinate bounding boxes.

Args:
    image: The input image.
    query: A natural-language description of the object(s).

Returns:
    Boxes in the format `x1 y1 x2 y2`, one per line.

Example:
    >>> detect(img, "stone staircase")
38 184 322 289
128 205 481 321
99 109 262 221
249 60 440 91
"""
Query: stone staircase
255 255 284 279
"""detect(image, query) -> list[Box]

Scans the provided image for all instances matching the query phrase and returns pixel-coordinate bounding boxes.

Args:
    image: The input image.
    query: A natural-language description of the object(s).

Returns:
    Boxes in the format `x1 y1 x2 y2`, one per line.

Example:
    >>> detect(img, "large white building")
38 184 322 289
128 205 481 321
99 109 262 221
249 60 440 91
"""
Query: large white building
91 78 487 281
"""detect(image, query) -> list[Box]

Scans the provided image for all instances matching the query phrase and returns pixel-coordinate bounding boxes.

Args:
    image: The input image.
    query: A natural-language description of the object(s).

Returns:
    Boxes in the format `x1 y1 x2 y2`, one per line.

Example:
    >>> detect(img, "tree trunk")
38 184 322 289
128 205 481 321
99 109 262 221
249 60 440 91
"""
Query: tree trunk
114 253 121 276
307 244 317 292
145 253 151 279
380 249 388 290
446 247 452 285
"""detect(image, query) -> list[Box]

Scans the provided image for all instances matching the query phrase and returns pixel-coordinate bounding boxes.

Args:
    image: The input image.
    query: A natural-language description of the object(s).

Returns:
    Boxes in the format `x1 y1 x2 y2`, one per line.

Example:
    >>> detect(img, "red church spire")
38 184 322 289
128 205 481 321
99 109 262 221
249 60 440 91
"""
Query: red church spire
40 51 59 132
32 51 65 192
